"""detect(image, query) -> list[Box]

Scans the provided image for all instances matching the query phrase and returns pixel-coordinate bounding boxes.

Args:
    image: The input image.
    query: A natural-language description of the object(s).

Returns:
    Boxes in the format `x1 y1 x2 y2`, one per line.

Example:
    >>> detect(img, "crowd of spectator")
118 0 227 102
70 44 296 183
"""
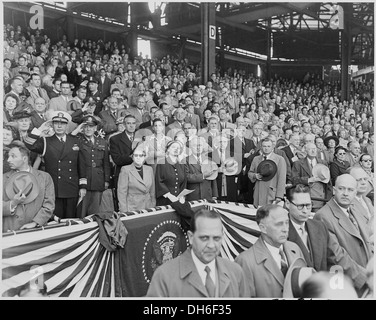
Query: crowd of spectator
2 24 374 298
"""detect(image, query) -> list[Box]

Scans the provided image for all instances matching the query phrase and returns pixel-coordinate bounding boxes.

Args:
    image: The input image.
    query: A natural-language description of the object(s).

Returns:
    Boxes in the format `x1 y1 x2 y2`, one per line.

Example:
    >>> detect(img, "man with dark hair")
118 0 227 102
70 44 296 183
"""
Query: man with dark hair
3 141 55 232
147 209 248 297
25 73 50 108
235 204 307 297
97 67 111 101
285 184 335 271
109 114 136 211
75 115 110 217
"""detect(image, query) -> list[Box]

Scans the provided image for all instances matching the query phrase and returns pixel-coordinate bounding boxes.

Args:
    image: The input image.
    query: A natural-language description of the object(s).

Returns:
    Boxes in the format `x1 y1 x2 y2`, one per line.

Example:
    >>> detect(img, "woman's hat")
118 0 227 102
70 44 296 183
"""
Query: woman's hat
5 171 40 204
323 135 339 148
257 159 277 181
201 160 218 180
312 163 330 183
223 158 239 176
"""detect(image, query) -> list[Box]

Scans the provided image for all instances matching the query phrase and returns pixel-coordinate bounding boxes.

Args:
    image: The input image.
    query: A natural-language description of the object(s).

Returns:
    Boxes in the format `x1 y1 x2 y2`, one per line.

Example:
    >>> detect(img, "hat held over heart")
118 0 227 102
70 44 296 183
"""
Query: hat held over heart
257 159 277 181
312 163 330 183
283 257 316 298
223 157 239 176
201 160 218 180
5 171 40 204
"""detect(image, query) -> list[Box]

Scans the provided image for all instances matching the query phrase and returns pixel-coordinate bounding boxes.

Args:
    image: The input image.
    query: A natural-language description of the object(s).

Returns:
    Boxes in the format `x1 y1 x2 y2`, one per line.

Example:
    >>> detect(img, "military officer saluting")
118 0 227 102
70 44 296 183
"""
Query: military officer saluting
24 111 87 219
74 115 111 217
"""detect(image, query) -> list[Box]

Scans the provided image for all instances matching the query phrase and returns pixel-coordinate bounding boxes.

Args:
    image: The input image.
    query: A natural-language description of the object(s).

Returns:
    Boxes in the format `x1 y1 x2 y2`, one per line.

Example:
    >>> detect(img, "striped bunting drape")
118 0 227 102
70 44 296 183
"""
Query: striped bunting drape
1 200 260 297
206 201 261 261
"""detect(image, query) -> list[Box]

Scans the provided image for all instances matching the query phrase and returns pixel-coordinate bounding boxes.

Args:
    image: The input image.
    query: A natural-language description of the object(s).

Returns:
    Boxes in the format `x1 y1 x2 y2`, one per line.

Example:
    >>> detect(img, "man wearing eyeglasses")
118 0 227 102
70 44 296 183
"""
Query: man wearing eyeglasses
285 184 335 272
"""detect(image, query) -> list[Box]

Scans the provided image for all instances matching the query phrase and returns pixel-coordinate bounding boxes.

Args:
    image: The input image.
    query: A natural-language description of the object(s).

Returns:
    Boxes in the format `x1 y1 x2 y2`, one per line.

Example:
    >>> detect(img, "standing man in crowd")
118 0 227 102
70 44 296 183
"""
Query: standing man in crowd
147 209 248 297
109 115 136 211
24 111 87 219
248 138 287 208
75 115 111 217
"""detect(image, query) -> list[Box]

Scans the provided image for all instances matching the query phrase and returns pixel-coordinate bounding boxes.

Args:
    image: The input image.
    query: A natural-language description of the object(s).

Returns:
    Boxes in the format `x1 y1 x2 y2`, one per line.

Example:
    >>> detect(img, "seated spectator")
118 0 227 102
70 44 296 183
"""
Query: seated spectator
329 146 350 185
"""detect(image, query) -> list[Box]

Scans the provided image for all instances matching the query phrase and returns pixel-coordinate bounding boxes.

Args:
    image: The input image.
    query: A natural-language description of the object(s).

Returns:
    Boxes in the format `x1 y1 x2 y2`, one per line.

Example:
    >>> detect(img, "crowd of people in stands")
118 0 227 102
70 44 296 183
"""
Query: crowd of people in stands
2 24 374 299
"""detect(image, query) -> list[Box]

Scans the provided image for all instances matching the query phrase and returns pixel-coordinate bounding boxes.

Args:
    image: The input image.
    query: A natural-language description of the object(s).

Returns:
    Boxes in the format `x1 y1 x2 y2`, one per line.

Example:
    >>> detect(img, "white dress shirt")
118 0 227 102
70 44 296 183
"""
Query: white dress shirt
264 240 283 269
191 250 217 286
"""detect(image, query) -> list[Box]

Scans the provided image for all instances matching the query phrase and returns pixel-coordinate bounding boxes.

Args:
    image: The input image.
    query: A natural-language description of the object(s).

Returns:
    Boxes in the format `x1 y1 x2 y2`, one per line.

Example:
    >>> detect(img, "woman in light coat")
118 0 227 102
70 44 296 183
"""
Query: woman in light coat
117 143 156 213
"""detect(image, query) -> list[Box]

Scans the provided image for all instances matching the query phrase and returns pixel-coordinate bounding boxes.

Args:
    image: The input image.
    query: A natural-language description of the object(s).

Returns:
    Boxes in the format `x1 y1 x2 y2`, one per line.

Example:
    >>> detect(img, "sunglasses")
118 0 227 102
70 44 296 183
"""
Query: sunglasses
133 154 145 158
362 159 372 162
337 153 346 156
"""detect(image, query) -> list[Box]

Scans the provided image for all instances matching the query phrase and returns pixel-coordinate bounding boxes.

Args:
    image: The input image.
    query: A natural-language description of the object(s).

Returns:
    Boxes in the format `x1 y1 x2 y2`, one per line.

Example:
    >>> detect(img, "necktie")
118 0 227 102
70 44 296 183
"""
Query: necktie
37 88 43 97
60 137 65 144
299 226 309 250
129 134 133 142
347 208 359 231
279 247 288 277
204 266 215 297
264 155 267 161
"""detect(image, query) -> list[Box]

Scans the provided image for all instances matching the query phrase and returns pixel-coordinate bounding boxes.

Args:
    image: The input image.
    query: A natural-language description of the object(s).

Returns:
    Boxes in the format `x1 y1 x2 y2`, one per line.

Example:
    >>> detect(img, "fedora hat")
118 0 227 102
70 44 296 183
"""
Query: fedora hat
201 160 218 180
223 157 239 176
283 257 316 298
312 163 330 183
323 135 339 148
257 159 277 181
5 171 40 204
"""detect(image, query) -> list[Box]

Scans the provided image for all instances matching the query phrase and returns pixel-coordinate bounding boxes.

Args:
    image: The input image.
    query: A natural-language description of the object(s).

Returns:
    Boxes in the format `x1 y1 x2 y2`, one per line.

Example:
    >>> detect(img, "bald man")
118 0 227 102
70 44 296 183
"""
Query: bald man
314 174 373 296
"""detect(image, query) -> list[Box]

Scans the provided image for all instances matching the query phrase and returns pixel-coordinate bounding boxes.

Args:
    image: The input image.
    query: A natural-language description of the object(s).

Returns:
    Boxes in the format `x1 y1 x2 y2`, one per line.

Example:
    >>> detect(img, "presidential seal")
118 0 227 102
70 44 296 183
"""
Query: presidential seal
142 219 189 283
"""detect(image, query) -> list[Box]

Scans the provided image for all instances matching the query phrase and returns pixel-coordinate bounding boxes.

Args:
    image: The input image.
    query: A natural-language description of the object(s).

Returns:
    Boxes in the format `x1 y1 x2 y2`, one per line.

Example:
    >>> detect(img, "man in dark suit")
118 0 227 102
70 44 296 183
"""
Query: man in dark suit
232 125 256 203
147 209 248 297
139 106 158 129
86 78 103 115
109 115 136 211
282 134 301 167
285 184 335 271
96 68 112 101
30 97 48 129
24 111 87 219
314 174 373 297
235 204 307 298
